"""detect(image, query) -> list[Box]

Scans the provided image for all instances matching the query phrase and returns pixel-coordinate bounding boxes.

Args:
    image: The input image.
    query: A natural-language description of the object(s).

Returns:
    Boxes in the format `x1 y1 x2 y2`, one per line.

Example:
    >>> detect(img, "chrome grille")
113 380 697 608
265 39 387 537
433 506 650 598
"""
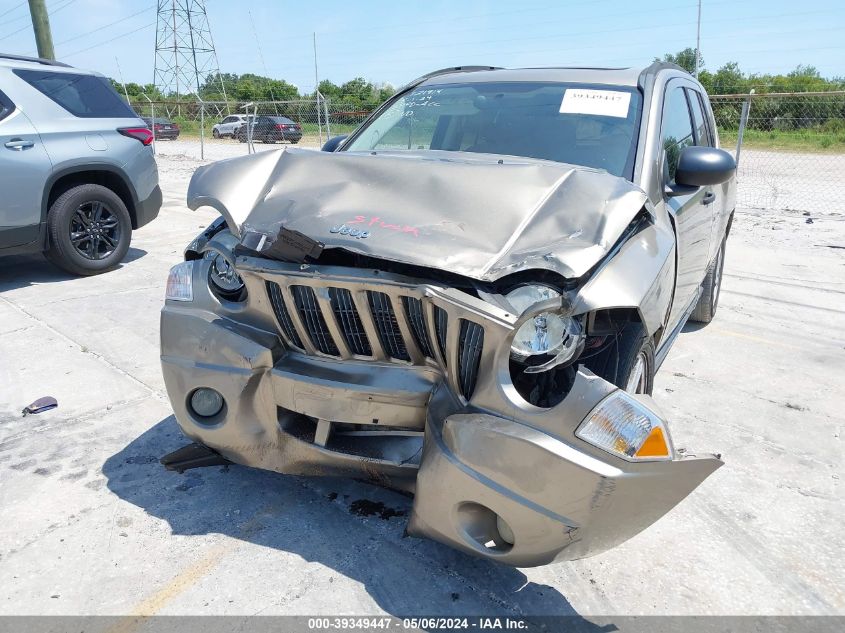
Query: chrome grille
262 275 487 401
266 281 303 348
329 288 371 356
291 285 340 356
402 296 434 359
458 319 484 399
367 291 410 361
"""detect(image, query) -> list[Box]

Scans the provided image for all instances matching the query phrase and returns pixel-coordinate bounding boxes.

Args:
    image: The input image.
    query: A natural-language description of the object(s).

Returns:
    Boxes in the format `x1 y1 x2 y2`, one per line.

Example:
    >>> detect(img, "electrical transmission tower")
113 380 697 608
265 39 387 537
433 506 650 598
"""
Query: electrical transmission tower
153 0 227 106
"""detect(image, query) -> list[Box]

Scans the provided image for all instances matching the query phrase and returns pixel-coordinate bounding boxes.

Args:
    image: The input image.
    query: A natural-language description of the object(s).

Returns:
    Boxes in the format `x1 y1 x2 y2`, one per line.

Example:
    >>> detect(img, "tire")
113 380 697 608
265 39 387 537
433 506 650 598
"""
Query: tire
212 129 220 138
290 139 299 144
583 321 655 395
44 184 132 276
689 236 727 324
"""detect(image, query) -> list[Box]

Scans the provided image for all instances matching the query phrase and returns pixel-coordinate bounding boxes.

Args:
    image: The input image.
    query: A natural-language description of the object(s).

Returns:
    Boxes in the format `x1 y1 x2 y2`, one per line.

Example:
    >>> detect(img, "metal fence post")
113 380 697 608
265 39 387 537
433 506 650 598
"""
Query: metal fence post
323 95 331 140
141 93 155 153
735 89 754 167
242 102 254 154
198 96 205 161
316 91 324 146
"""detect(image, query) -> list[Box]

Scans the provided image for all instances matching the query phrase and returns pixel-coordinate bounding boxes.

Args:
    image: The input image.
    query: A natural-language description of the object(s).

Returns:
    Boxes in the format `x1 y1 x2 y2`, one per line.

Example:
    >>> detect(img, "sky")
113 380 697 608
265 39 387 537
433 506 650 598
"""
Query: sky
0 0 842 92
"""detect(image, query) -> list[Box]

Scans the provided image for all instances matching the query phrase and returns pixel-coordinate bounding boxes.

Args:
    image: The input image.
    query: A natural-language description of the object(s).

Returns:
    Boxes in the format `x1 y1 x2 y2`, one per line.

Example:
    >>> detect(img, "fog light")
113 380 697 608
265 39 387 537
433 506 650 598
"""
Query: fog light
190 388 224 418
496 515 515 545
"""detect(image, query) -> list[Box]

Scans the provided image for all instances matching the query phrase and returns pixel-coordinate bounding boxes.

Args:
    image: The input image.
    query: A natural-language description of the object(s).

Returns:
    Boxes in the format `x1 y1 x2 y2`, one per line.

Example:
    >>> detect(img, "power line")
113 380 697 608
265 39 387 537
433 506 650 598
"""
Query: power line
55 5 154 47
63 22 155 59
0 0 77 42
0 0 26 20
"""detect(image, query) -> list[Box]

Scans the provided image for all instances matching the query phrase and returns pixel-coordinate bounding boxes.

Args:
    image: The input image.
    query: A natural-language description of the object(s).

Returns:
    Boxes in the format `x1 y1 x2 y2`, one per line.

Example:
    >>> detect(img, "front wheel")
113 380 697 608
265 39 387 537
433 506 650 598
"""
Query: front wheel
212 128 220 138
689 236 727 324
45 184 132 276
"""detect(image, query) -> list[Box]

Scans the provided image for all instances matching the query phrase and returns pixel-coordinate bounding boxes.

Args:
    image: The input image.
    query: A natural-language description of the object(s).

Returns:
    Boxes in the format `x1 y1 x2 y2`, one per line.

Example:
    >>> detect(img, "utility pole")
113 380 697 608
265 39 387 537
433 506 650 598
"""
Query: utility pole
28 0 55 60
313 32 323 145
695 0 701 78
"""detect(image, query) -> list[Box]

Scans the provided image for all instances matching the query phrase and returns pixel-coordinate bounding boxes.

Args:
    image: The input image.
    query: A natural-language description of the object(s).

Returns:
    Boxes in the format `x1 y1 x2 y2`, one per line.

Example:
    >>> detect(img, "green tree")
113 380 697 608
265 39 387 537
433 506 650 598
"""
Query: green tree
656 47 701 74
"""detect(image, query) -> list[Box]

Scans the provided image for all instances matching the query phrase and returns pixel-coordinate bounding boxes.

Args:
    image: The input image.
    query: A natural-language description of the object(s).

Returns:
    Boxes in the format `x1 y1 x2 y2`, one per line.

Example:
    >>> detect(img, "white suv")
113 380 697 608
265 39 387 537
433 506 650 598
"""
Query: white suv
212 114 248 138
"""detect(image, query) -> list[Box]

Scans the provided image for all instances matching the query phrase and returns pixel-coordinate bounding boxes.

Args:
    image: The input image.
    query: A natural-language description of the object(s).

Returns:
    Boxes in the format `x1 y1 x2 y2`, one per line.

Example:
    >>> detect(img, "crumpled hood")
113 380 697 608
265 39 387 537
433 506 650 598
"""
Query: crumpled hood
187 147 648 281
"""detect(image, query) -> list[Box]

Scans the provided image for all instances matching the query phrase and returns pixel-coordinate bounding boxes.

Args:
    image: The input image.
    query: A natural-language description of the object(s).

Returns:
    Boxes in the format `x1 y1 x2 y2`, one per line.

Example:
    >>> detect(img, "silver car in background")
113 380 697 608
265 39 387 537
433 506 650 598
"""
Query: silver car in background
161 63 736 566
0 54 160 275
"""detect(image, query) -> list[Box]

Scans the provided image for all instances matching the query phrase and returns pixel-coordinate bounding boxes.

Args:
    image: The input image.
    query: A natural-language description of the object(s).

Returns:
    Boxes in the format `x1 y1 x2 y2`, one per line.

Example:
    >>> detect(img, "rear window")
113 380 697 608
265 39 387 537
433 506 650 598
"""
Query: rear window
13 69 135 118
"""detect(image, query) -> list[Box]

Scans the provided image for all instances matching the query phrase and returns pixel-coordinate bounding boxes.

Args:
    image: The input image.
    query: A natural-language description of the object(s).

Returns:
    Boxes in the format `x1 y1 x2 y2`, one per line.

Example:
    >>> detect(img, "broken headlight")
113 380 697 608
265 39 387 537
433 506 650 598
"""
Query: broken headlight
206 251 246 301
506 285 584 373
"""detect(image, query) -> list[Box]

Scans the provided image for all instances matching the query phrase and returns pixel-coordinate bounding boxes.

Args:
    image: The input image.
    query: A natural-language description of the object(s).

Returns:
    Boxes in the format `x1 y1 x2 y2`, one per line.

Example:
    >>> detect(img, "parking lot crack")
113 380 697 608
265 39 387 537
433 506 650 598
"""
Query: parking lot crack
0 295 166 400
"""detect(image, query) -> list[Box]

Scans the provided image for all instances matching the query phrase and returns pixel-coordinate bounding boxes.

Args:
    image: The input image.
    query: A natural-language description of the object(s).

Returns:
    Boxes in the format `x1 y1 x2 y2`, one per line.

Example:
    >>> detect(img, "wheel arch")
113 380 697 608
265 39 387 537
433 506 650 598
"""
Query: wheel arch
43 165 139 232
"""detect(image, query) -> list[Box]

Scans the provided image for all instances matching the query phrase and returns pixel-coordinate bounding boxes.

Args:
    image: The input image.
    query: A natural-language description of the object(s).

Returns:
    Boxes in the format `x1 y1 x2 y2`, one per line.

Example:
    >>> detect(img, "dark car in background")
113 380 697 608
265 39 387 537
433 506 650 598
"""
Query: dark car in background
142 117 180 140
236 115 301 144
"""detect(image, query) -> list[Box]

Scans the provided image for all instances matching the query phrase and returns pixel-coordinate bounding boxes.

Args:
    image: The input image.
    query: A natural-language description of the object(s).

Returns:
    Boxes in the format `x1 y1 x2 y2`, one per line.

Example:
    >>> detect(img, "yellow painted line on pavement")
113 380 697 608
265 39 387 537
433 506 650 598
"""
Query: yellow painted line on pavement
710 327 804 351
105 507 275 632
106 542 236 633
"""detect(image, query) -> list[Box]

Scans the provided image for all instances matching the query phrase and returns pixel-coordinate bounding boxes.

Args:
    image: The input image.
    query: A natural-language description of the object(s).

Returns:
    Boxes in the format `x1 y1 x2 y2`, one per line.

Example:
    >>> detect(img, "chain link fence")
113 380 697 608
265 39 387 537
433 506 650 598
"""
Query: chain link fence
129 97 372 152
711 91 845 213
132 92 845 214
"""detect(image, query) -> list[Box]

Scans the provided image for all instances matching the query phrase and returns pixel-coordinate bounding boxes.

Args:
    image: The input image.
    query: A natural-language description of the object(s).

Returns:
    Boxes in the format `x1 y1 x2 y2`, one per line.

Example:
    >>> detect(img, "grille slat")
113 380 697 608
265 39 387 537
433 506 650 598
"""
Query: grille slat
266 281 303 349
402 297 434 359
434 306 448 365
458 320 485 399
292 285 340 356
367 291 410 361
329 288 372 356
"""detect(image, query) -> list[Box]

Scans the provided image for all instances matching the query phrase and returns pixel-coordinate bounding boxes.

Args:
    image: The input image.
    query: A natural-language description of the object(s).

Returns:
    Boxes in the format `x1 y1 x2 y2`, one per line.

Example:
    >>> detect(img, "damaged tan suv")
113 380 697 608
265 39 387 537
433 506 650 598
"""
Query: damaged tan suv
160 63 736 567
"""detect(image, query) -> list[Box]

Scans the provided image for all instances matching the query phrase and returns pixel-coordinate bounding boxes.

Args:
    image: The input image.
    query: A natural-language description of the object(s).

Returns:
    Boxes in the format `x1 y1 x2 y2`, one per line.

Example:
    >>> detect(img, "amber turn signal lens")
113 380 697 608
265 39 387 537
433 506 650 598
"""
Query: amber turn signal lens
634 426 670 458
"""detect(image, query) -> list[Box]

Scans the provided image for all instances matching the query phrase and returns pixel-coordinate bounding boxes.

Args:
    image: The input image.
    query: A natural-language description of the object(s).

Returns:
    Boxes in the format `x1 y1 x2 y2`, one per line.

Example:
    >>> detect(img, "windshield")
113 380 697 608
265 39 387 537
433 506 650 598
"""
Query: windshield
346 81 642 179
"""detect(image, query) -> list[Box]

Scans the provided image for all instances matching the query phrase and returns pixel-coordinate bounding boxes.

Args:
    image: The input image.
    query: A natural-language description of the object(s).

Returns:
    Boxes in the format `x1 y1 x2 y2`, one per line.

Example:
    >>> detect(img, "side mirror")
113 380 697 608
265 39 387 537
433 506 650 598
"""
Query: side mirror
675 146 736 188
321 135 348 152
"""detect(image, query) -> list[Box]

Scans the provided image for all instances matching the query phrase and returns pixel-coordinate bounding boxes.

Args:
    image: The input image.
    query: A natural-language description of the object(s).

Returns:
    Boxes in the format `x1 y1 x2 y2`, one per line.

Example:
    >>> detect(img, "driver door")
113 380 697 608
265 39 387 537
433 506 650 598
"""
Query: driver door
661 83 714 332
0 88 52 249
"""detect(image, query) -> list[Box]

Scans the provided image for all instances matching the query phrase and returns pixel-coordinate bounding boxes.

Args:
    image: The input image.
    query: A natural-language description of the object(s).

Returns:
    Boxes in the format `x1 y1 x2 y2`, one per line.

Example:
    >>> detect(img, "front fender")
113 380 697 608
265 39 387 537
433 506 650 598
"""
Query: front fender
572 221 675 337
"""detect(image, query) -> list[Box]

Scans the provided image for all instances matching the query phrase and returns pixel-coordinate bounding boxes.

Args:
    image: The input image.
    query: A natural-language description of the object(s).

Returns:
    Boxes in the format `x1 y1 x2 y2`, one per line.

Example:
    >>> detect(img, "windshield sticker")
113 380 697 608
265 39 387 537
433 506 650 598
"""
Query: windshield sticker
560 89 631 118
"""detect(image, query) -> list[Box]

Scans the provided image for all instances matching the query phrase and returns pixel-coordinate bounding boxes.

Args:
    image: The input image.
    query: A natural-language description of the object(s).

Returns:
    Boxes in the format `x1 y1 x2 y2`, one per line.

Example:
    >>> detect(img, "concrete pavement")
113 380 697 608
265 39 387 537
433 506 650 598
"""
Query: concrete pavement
1 150 843 616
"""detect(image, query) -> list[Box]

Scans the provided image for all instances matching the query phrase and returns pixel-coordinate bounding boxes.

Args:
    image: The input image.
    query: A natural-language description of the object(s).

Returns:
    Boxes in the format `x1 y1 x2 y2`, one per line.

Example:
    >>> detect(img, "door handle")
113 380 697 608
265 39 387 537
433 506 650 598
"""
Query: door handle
5 138 34 150
702 191 717 205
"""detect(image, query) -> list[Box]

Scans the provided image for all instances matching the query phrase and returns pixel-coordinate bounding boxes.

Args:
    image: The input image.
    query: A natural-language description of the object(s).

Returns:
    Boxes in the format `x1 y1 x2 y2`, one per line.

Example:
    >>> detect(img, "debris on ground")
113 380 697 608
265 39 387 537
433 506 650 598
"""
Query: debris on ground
21 396 58 416
348 499 406 520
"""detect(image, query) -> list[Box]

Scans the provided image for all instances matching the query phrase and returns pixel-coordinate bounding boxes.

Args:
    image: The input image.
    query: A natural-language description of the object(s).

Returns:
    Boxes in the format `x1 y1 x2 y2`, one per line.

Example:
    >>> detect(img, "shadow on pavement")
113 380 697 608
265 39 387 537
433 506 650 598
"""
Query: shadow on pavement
103 415 606 622
0 248 148 291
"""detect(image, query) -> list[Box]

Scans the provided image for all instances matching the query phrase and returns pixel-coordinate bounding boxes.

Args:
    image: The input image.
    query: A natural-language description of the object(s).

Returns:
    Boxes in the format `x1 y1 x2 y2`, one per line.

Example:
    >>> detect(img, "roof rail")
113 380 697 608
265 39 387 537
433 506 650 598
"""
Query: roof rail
637 61 691 92
0 53 71 68
399 65 503 92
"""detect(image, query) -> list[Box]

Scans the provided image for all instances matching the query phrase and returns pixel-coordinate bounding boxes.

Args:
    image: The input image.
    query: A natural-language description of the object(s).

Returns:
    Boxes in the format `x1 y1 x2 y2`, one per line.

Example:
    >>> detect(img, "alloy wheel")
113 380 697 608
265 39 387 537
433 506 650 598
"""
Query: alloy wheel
69 201 121 260
625 351 649 394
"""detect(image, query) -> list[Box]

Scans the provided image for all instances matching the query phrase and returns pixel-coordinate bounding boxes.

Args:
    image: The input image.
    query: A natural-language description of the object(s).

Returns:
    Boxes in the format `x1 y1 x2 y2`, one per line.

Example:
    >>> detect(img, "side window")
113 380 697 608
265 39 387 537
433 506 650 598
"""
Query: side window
13 69 135 118
0 89 13 123
687 89 712 146
661 87 695 181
